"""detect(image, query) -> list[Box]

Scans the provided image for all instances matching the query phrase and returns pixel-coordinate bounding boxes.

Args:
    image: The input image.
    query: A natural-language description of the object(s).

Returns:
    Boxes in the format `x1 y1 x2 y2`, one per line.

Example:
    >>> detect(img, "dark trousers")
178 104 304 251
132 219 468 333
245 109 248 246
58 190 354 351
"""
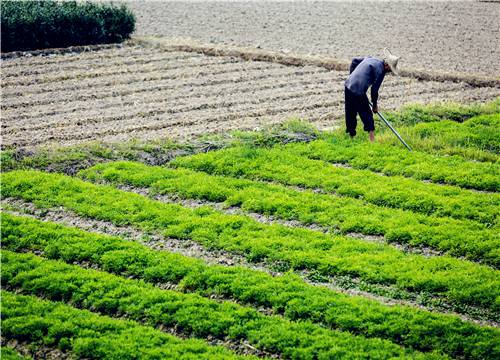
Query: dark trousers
344 87 375 137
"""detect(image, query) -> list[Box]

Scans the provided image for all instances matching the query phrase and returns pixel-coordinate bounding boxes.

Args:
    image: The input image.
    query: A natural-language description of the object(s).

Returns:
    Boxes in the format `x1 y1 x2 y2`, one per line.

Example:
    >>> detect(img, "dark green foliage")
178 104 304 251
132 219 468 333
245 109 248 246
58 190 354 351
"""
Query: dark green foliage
0 347 30 360
1 1 135 52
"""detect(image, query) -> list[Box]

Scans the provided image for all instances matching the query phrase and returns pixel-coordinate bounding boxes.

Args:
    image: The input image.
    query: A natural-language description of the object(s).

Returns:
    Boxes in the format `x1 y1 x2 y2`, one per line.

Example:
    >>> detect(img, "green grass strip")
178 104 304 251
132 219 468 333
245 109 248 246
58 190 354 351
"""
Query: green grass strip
80 161 499 265
2 213 498 359
376 114 499 162
2 171 499 315
3 250 434 359
1 291 252 360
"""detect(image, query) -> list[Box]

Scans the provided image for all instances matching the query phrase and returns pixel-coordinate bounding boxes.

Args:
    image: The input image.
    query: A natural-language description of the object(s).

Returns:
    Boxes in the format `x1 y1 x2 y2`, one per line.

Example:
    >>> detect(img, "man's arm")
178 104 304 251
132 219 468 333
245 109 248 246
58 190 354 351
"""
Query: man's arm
349 57 365 74
370 72 385 110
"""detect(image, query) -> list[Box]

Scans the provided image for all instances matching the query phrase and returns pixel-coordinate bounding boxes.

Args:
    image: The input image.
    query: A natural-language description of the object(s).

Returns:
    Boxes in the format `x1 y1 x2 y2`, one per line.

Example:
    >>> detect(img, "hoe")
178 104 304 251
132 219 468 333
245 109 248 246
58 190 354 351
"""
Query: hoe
369 102 413 151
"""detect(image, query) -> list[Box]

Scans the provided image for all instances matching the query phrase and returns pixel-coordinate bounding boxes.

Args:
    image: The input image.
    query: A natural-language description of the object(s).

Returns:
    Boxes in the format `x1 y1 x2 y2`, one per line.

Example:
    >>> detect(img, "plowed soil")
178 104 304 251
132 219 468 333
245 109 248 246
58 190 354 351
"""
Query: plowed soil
2 42 499 149
127 1 500 77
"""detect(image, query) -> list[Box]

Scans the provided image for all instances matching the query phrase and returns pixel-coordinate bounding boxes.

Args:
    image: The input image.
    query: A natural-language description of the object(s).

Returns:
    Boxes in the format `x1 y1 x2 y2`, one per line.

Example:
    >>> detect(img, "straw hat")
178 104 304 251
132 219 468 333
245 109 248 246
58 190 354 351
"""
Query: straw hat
384 48 400 75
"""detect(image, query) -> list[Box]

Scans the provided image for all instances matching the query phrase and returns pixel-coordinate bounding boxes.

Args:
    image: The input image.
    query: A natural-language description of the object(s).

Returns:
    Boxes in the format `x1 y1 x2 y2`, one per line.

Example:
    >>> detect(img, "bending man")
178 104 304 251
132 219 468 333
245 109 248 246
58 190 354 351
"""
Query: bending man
344 48 399 142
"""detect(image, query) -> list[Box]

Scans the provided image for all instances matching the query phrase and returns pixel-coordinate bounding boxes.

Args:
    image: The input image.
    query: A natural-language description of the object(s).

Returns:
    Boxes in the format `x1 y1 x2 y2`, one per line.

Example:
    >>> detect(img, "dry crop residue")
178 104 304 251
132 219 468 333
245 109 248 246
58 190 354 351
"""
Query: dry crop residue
1 43 499 149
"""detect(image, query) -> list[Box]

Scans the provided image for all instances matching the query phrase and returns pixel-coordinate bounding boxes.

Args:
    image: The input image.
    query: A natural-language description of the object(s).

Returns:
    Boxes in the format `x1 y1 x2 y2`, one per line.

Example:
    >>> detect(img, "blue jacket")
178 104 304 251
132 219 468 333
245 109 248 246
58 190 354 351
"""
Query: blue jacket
345 57 385 107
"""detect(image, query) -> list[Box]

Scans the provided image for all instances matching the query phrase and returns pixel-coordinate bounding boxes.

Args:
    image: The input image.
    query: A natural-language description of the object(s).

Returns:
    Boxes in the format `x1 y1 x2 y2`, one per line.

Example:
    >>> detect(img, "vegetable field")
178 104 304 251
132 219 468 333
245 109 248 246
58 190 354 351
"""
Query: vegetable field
2 104 500 358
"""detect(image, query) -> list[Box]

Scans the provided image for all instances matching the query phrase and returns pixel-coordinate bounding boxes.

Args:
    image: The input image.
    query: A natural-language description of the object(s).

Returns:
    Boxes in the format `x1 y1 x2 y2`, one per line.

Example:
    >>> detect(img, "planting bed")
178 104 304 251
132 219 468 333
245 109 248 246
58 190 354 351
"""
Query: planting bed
1 40 499 150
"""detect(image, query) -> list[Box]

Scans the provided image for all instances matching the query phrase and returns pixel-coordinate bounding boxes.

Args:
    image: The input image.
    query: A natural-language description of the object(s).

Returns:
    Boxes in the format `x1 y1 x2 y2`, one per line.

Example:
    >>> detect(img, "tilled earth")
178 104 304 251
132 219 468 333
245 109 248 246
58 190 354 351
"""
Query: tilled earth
127 0 500 77
2 42 499 149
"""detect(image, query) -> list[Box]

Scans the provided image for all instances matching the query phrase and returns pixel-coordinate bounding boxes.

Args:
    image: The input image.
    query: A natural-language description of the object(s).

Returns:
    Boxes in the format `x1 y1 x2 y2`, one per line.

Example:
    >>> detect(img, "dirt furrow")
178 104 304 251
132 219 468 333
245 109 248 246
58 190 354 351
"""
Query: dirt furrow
1 51 205 78
119 184 445 259
1 66 333 111
2 90 352 147
1 56 245 88
2 339 70 360
3 76 348 133
58 106 342 148
73 107 344 146
1 61 285 101
0 44 154 68
2 56 239 87
3 96 339 147
1 75 422 133
1 79 460 137
81 86 499 146
2 71 337 124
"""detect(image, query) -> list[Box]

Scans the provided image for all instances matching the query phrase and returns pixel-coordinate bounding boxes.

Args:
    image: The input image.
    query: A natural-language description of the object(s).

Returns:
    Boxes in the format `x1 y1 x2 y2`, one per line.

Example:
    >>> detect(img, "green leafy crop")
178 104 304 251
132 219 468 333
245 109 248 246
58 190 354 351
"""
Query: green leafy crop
2 213 498 358
2 250 434 359
1 291 252 360
81 161 499 265
2 172 498 315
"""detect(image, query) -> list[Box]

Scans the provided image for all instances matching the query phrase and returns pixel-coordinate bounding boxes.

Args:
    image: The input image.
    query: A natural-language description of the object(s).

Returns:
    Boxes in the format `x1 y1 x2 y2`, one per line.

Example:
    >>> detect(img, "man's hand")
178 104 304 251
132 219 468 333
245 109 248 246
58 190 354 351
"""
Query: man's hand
372 105 379 113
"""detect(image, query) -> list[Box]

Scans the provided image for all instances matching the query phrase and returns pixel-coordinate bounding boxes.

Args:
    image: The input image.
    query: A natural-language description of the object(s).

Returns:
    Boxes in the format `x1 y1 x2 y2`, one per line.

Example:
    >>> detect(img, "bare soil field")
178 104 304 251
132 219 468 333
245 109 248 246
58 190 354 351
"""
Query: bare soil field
127 0 500 77
2 41 499 149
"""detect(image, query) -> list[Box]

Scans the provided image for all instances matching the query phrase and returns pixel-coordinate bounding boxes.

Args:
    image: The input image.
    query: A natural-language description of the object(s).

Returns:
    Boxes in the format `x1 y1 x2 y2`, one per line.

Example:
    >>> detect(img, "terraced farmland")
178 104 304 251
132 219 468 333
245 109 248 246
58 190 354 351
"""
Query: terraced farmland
2 103 500 359
1 40 499 150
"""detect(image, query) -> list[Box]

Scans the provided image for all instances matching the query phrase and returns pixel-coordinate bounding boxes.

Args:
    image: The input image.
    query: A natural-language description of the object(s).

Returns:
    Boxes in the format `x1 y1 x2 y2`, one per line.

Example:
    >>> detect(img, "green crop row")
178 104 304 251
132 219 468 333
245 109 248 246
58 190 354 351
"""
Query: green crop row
172 147 500 262
3 250 433 359
376 114 499 162
1 290 253 360
285 135 499 193
80 161 499 265
173 144 499 211
2 172 499 315
3 170 498 308
0 348 30 360
0 1 135 52
82 159 498 226
2 213 498 359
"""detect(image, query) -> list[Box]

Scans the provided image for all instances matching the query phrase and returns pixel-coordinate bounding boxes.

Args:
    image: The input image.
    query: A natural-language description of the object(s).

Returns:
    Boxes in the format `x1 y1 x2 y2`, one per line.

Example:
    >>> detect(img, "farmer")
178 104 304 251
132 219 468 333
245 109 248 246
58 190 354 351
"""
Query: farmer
344 48 400 142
